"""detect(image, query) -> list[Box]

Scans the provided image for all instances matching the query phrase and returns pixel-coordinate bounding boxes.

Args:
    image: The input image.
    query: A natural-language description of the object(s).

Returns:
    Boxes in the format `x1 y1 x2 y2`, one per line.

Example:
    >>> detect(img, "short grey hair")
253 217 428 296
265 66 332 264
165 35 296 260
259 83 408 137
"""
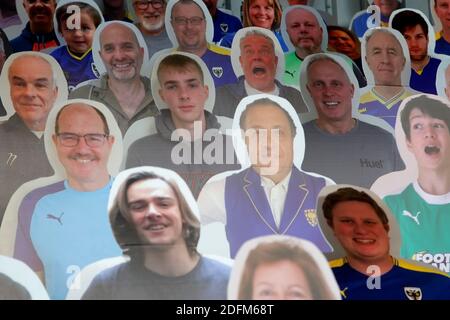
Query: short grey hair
240 29 275 51
9 54 58 90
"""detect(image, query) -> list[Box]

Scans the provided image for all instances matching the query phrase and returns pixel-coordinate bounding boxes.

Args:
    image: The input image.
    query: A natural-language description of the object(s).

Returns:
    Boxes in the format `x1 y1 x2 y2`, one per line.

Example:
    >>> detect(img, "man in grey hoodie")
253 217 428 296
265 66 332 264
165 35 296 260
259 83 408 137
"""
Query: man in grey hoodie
125 53 240 197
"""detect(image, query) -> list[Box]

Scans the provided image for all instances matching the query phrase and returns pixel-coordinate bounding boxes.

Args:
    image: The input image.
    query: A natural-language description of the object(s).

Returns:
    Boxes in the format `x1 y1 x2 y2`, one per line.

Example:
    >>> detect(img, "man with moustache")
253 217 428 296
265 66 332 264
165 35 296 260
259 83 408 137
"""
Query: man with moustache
359 28 415 129
15 102 122 300
132 0 172 59
10 0 59 52
70 22 158 135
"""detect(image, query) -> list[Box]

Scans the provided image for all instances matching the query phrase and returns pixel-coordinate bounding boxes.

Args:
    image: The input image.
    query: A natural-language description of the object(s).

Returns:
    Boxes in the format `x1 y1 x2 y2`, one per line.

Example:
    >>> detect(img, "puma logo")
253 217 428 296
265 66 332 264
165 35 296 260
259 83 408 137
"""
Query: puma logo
402 210 421 225
46 212 64 226
285 70 295 78
340 287 348 299
6 153 17 166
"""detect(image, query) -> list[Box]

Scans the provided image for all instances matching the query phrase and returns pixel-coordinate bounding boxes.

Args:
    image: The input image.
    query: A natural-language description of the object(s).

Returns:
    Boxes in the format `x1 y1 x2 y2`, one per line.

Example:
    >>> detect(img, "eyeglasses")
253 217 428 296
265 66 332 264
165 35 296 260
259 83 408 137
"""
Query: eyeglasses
134 0 164 10
172 16 204 26
56 133 109 147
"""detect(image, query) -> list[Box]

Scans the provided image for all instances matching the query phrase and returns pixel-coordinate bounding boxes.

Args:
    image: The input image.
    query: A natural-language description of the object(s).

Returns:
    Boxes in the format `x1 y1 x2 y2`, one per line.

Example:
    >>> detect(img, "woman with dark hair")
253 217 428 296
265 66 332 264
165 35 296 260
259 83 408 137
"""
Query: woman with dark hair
82 167 231 300
220 0 288 52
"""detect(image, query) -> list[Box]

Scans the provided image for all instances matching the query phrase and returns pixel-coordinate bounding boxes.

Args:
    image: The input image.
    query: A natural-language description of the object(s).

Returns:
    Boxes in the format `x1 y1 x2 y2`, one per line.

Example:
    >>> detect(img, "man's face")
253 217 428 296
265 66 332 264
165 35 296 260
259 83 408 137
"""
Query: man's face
248 0 274 29
365 31 406 86
435 0 450 30
171 2 207 52
330 200 390 265
127 178 185 248
243 104 294 177
158 66 208 127
9 55 58 130
328 30 356 56
286 8 322 54
99 23 144 82
306 59 354 124
373 0 399 17
53 104 114 186
23 0 56 27
239 35 278 92
406 107 450 172
133 0 166 33
402 24 428 63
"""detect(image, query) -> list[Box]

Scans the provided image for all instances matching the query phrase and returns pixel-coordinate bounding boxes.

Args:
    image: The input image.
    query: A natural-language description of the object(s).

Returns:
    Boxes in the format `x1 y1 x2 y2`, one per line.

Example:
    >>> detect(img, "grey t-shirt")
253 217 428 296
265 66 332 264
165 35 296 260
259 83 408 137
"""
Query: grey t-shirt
81 256 230 300
301 120 404 188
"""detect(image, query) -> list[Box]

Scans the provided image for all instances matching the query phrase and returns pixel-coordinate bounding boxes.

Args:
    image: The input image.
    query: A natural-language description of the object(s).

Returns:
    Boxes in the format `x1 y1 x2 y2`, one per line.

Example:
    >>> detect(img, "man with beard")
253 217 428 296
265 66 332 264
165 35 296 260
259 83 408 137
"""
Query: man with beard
202 0 242 43
70 22 159 135
391 10 441 95
10 0 59 52
132 0 172 59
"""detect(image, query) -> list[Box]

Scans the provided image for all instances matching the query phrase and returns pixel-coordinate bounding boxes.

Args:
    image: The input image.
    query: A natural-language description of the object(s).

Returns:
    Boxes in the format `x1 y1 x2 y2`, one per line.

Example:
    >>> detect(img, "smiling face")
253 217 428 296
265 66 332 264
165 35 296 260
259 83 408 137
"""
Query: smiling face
328 30 357 57
248 0 275 29
53 104 114 190
251 260 313 300
331 200 390 265
171 2 207 53
285 8 322 56
239 34 278 92
158 65 208 128
402 24 428 63
133 0 166 33
365 31 406 86
126 178 185 250
99 23 144 82
9 55 58 131
306 58 354 124
23 0 56 31
61 11 96 55
406 108 450 173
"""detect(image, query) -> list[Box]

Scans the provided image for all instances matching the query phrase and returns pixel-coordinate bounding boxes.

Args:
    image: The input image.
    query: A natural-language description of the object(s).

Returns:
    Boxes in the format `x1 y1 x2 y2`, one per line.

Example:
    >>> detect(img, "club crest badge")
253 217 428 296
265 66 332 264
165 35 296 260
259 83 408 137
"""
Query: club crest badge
220 23 229 33
212 67 224 78
404 287 422 300
91 63 100 78
304 209 318 227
